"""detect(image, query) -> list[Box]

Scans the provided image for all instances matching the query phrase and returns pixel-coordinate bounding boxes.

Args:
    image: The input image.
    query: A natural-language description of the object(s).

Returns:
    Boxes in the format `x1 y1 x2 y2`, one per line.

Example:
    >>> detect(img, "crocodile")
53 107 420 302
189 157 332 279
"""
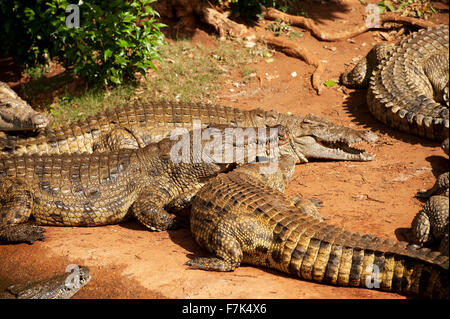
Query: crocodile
410 138 449 256
0 81 54 131
0 124 284 244
0 265 90 299
188 155 449 298
341 25 449 141
0 100 377 163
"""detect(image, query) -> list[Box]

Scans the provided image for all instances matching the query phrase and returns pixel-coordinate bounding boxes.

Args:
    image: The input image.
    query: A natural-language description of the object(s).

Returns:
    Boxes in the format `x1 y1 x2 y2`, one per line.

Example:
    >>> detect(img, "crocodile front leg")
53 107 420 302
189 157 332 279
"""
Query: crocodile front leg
0 178 46 243
131 189 180 231
186 214 247 271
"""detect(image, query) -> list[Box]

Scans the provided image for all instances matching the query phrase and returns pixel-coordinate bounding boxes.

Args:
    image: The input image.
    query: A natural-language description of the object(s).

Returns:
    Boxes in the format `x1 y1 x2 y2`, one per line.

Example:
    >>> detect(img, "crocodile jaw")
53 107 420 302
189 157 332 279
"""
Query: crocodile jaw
286 135 375 162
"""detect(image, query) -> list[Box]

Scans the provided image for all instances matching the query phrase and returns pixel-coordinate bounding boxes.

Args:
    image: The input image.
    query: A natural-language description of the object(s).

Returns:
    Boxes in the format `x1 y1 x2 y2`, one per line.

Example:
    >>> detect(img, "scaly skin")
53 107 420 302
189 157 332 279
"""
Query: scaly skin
0 100 377 163
0 124 284 244
412 138 449 256
341 25 449 141
0 265 90 299
188 156 449 298
0 81 53 131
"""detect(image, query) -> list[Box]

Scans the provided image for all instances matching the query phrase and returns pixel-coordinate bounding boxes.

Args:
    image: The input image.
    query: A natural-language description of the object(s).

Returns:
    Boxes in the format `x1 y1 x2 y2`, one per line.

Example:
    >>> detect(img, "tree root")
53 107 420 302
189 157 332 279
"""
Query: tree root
263 7 436 41
257 35 325 94
155 1 436 94
195 5 324 93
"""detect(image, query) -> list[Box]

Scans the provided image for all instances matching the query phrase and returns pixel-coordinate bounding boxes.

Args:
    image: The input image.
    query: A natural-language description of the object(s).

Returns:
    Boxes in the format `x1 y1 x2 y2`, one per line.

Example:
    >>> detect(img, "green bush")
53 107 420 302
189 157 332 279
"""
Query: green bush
0 0 165 86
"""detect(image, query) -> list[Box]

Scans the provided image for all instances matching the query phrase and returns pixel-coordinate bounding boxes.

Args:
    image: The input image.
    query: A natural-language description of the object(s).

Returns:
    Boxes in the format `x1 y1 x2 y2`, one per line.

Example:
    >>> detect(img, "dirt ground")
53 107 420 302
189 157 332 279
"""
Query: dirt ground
0 0 448 299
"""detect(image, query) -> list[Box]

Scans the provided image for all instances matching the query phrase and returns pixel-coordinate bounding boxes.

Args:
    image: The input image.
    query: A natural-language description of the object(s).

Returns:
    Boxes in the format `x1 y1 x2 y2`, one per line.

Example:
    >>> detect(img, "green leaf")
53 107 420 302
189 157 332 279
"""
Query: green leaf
117 39 130 47
115 55 127 66
324 80 337 87
385 2 395 12
104 49 112 61
397 1 412 10
109 75 121 84
377 1 386 13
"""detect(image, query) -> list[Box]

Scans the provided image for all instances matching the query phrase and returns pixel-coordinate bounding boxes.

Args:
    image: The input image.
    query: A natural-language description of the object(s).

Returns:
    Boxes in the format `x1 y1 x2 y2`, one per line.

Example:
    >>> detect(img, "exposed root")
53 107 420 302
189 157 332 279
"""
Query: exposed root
263 7 436 41
257 35 325 94
195 5 324 93
200 6 249 38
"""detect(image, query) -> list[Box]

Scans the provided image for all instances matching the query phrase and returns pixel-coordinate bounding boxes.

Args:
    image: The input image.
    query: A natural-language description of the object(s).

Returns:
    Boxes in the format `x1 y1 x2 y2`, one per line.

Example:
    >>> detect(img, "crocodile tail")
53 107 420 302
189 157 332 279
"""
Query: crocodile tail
275 217 449 298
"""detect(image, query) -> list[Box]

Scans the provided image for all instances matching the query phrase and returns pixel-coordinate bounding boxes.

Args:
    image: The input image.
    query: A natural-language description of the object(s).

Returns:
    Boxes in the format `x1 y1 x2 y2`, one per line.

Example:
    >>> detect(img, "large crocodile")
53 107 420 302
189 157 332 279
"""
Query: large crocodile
0 100 377 163
0 124 284 244
0 81 53 131
341 25 449 141
188 155 449 298
0 265 90 299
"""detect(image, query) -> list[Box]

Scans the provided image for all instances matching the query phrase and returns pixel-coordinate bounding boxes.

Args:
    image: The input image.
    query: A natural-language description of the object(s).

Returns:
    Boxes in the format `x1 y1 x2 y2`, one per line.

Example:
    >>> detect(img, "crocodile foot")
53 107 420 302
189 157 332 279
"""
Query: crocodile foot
0 224 46 244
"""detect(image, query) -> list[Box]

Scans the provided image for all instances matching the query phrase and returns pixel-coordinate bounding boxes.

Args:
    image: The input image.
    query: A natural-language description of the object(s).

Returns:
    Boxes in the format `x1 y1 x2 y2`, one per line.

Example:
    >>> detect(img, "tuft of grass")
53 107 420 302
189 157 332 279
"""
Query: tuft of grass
241 66 257 84
49 84 135 124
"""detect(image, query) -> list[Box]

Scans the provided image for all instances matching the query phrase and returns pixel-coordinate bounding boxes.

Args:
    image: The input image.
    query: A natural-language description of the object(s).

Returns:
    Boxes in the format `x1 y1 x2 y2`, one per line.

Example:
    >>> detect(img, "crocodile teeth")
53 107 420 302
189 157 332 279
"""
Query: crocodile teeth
406 112 415 123
433 118 443 125
423 116 433 127
415 114 425 126
391 105 400 113
398 109 408 119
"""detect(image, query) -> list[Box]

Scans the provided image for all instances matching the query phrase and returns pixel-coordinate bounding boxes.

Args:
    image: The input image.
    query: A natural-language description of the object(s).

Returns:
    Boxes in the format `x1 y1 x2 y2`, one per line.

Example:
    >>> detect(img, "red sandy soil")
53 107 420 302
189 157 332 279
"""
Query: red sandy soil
0 0 448 299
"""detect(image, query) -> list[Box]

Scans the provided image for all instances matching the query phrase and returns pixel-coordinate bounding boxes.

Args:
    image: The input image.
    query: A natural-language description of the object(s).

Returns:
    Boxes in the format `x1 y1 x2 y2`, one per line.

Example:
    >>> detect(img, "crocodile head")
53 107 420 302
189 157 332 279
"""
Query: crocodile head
0 81 54 131
280 113 377 163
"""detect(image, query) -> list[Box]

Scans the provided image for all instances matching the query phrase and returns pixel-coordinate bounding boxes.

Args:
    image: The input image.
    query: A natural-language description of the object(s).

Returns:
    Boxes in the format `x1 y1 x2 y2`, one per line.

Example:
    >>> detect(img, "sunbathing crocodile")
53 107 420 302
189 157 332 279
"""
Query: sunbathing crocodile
0 100 377 163
410 138 449 256
0 124 285 244
341 25 449 141
0 81 53 131
0 265 90 299
188 155 449 298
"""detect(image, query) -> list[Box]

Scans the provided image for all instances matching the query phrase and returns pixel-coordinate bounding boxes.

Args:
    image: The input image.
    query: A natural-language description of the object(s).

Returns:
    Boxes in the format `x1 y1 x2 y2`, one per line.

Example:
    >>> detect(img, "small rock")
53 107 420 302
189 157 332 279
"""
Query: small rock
361 42 367 47
379 32 392 41
245 41 256 48
291 71 297 78
353 194 366 200
347 39 356 44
